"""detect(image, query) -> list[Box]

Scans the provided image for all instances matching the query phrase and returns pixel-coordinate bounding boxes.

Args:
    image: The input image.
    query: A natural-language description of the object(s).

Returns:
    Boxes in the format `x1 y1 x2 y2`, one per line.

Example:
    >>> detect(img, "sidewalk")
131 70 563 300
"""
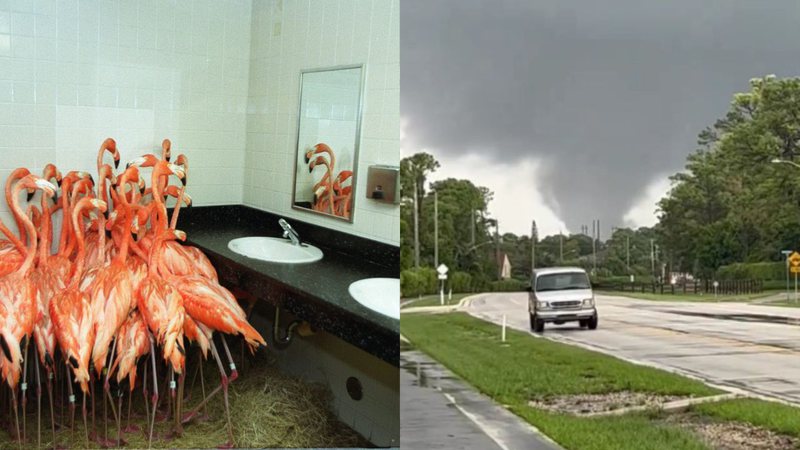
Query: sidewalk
400 350 562 450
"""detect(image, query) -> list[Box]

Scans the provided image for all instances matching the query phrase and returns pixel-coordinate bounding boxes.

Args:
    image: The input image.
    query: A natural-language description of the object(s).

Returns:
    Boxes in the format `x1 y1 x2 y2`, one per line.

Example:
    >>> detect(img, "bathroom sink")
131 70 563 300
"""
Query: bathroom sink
227 237 323 263
348 278 400 319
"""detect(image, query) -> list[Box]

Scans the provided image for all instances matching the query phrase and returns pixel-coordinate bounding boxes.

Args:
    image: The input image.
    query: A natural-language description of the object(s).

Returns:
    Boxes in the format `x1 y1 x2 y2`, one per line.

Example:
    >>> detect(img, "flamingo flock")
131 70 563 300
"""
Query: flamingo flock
0 138 266 449
306 143 353 219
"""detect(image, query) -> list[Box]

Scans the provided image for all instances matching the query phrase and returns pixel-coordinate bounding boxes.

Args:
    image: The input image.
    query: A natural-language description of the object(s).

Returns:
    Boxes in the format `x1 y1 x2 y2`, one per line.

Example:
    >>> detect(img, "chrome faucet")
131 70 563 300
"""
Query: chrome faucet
279 218 301 246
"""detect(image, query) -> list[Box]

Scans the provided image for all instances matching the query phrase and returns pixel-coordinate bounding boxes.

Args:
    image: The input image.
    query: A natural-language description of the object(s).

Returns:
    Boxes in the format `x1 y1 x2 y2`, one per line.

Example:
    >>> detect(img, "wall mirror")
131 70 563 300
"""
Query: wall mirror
292 64 365 222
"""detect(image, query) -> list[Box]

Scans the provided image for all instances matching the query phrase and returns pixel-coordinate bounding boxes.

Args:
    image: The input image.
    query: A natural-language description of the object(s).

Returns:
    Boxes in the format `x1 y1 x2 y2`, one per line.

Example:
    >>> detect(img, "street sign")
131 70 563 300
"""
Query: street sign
789 252 800 273
437 264 449 275
713 281 719 288
438 274 447 280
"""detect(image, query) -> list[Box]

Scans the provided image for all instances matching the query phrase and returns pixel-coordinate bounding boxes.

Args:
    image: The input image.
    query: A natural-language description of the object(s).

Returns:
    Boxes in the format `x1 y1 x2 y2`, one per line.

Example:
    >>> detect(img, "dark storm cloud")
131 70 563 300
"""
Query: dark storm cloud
401 0 800 237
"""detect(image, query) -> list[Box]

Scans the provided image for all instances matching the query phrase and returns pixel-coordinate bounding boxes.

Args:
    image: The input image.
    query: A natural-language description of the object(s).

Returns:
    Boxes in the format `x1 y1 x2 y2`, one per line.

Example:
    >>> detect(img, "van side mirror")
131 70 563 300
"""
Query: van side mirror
525 285 533 292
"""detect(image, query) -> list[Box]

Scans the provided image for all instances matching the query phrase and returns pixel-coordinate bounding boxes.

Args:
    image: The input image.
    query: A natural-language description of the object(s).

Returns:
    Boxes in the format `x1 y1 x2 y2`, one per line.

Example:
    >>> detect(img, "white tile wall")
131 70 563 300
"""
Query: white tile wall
0 0 252 234
243 0 400 245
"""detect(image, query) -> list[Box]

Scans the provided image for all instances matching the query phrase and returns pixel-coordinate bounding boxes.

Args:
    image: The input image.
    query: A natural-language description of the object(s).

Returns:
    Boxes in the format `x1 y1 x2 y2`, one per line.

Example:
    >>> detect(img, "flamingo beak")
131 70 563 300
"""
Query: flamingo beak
114 156 120 170
34 179 57 197
26 190 35 202
173 230 187 241
127 156 146 169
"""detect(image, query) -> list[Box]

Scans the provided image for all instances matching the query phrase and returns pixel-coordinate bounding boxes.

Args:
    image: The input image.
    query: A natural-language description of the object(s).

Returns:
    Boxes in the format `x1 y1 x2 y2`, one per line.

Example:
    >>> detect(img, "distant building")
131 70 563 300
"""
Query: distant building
496 252 512 280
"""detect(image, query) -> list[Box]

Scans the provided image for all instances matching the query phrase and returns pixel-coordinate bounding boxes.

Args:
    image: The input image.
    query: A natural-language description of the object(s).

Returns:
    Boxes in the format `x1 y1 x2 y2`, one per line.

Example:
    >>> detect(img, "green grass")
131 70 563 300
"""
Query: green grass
401 312 721 450
401 292 473 308
693 398 800 437
601 290 774 302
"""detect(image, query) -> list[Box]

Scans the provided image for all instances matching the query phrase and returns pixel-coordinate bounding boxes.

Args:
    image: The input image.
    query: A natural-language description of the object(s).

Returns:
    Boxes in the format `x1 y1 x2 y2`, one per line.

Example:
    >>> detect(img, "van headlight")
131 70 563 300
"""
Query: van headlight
582 298 594 307
537 301 550 309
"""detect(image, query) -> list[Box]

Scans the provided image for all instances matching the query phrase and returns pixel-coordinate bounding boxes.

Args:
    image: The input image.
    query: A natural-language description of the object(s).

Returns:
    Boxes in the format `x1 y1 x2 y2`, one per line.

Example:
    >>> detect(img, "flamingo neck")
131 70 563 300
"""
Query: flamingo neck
11 185 37 275
38 195 51 263
6 170 28 244
70 202 89 288
57 178 74 256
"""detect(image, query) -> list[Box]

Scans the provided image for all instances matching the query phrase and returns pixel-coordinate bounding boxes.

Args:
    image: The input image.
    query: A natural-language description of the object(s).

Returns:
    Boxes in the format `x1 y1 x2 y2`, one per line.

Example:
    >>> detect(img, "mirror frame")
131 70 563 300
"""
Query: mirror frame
291 63 366 223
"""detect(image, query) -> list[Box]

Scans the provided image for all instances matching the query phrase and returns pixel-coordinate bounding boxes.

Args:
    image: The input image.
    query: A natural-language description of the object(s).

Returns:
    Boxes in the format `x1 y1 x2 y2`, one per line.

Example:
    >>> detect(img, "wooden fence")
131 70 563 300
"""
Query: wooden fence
606 279 763 295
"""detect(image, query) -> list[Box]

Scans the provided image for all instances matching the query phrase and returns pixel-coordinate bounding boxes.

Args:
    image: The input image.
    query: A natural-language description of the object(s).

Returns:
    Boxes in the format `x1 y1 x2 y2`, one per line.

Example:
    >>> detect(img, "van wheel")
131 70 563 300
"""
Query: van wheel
587 315 598 330
532 314 545 333
579 319 588 328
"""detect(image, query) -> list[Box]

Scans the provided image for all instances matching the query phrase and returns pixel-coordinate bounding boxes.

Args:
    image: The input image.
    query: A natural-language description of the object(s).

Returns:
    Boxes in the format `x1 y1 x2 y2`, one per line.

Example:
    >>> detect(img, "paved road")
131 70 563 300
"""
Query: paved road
464 293 800 404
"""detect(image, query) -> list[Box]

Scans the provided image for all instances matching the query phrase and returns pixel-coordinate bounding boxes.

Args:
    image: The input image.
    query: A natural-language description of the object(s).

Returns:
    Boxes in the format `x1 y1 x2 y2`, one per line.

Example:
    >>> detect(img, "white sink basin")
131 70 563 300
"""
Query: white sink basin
348 278 400 319
228 237 323 264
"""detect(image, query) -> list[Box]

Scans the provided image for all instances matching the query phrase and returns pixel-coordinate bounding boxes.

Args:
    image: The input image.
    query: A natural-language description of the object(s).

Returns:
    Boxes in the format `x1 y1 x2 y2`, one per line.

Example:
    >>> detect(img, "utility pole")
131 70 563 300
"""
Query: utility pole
592 219 597 273
650 238 655 279
495 220 501 280
413 185 419 269
531 220 537 274
626 234 630 272
434 190 438 268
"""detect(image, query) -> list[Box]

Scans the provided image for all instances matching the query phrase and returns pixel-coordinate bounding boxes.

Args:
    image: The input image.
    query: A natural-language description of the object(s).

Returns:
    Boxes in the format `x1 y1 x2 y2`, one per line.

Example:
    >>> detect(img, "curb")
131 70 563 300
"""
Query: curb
583 393 743 417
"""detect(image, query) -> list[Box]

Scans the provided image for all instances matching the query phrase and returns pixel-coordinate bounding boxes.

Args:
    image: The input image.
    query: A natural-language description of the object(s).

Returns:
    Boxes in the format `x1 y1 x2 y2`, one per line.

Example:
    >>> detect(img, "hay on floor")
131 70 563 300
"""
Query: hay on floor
0 350 371 449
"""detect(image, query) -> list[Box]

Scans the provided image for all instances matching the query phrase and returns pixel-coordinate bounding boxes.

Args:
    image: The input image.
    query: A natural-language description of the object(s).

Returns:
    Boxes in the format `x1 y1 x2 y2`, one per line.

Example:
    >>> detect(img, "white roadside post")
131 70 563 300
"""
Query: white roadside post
437 264 449 306
713 280 719 299
501 314 507 342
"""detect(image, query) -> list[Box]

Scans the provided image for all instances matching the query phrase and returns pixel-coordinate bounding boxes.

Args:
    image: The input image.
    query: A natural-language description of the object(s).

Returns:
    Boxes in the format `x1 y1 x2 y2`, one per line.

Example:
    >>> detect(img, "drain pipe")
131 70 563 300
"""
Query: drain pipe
273 306 302 349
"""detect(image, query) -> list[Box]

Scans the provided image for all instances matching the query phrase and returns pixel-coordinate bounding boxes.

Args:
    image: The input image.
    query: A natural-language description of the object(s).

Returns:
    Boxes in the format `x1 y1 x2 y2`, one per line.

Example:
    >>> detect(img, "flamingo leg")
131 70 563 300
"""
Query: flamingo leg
142 358 150 429
11 387 21 450
147 336 158 449
210 339 234 447
46 368 55 450
90 371 95 440
174 371 185 437
82 390 89 447
166 366 174 424
199 350 207 418
21 338 29 444
220 337 238 382
102 340 118 445
125 382 134 432
116 388 123 447
65 368 74 442
34 347 41 449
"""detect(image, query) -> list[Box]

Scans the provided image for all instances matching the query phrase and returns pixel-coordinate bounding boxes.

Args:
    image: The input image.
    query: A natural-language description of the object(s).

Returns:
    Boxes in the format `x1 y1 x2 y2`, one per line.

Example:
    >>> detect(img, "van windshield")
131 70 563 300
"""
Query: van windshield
535 272 591 292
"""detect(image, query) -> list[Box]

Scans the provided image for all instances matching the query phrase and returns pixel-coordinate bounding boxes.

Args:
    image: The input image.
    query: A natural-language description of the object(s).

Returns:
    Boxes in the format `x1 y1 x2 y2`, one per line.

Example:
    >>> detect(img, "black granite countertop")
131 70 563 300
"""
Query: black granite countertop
175 205 399 366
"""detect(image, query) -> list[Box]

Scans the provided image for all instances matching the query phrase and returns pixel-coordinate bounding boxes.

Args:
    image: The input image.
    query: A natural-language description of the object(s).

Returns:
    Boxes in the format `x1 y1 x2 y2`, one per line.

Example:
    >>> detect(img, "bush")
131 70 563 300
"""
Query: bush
400 267 444 297
400 269 424 298
449 271 473 293
717 262 784 281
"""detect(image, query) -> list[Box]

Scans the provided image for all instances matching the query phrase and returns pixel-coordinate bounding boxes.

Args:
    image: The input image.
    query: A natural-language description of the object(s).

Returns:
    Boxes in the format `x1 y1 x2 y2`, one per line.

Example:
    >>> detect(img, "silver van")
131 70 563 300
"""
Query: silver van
527 267 598 332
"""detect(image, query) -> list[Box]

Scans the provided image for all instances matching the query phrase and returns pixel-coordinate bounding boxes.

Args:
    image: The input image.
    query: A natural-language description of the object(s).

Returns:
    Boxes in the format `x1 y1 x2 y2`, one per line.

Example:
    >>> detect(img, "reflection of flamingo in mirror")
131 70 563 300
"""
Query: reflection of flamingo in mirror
305 143 353 219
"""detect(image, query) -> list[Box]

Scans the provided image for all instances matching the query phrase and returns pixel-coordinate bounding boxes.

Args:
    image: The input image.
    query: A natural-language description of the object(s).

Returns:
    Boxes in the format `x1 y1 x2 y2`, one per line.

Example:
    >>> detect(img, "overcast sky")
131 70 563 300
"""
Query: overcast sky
401 0 800 239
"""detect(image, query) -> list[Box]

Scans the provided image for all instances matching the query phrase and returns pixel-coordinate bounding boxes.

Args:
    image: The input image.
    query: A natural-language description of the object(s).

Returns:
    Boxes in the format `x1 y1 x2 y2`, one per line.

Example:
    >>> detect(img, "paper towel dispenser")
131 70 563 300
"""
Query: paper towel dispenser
366 165 399 204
